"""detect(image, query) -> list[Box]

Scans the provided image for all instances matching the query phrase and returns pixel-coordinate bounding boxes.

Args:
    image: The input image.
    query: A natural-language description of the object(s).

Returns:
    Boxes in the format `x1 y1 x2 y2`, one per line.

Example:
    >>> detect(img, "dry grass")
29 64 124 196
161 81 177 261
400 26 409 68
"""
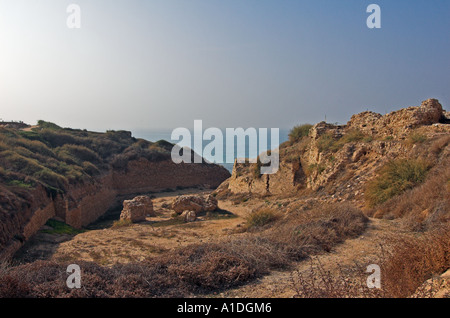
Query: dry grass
290 258 383 298
379 228 450 298
111 219 133 229
244 208 281 230
265 203 368 259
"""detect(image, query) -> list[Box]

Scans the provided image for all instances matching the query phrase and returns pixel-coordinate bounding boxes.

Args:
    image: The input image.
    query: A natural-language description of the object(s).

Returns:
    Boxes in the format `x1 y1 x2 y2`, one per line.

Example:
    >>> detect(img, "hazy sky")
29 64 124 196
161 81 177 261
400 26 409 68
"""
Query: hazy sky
0 0 449 132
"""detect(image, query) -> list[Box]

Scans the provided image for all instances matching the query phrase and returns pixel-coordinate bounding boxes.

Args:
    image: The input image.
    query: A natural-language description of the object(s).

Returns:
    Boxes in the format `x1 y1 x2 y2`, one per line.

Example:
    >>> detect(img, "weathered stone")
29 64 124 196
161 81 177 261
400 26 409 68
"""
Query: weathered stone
120 195 155 222
181 210 197 222
172 194 218 214
347 98 444 137
225 98 449 198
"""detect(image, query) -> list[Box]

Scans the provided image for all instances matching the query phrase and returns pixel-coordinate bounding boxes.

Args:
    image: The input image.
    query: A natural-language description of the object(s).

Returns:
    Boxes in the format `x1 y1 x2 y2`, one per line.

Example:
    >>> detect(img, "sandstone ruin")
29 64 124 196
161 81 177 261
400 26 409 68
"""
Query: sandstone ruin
223 98 450 199
172 194 218 214
120 195 155 223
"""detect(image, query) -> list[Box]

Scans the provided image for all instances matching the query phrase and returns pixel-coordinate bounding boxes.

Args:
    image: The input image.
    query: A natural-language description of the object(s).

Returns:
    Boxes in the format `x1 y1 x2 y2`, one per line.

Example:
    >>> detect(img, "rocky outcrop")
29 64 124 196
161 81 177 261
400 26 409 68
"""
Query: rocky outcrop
347 99 445 137
227 160 304 195
120 196 154 223
224 98 449 198
172 194 218 214
412 269 450 298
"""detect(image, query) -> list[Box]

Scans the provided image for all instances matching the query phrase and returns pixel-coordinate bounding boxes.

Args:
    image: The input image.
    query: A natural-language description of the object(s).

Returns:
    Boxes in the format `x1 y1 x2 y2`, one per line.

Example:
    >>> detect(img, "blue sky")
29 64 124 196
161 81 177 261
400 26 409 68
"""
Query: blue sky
0 0 449 131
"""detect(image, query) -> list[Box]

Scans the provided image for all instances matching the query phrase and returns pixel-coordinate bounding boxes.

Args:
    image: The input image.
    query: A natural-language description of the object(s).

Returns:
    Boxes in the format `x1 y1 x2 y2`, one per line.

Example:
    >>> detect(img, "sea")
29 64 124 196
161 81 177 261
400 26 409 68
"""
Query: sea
132 128 290 173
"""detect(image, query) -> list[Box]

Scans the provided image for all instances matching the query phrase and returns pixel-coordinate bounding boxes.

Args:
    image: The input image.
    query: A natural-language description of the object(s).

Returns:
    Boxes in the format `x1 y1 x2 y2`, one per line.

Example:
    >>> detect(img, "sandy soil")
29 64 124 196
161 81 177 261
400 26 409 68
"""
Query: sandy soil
50 190 256 265
15 189 406 297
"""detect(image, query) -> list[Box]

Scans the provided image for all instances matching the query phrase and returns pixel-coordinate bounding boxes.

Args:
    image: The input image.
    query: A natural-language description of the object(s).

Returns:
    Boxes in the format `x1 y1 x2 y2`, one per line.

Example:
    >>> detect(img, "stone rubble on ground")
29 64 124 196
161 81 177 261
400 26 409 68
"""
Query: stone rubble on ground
120 195 155 223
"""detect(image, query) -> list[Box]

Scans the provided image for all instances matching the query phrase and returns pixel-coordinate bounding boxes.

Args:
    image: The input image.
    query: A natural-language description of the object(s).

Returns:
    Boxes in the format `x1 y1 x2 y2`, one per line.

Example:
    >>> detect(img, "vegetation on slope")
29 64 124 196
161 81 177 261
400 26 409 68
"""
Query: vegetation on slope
365 158 430 207
0 121 172 195
288 124 313 143
316 129 369 153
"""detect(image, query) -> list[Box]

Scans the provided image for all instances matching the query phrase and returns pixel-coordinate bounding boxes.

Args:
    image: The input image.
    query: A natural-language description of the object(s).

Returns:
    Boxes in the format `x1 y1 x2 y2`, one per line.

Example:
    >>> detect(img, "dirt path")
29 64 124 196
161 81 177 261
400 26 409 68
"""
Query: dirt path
48 194 255 265
17 191 406 297
219 217 402 298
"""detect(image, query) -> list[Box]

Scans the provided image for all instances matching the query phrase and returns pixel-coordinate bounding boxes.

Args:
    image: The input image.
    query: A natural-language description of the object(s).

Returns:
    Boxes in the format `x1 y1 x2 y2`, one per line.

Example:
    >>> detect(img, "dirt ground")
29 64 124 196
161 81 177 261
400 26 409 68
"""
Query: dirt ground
15 189 256 266
14 188 407 297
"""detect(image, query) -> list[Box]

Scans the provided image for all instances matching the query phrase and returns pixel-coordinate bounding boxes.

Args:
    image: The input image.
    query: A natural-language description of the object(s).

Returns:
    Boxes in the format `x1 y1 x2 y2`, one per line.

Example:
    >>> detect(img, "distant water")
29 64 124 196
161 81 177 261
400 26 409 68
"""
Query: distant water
132 128 290 173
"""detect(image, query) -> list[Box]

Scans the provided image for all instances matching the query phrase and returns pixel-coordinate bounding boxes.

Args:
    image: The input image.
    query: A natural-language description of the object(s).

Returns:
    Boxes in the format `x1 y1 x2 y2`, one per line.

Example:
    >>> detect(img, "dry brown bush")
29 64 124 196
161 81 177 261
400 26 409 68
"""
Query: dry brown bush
290 227 450 298
380 227 450 298
290 258 383 298
265 203 368 259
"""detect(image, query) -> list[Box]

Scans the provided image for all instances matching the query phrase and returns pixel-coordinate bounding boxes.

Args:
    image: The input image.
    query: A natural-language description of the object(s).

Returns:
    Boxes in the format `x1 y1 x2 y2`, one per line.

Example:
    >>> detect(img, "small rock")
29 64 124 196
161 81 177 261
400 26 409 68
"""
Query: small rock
182 210 197 223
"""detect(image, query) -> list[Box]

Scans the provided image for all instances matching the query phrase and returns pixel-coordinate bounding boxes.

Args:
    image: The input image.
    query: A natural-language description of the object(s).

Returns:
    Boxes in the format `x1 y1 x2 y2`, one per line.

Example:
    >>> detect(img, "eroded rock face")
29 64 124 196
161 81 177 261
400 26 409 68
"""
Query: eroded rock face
224 98 449 198
172 194 218 214
120 196 155 223
412 269 450 298
347 98 444 137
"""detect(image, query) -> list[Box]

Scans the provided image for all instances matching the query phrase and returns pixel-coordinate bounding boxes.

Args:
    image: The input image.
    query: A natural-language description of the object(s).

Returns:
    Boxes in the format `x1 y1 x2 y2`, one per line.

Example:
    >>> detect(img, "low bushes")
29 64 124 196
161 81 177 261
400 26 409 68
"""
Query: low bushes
317 129 367 153
266 203 368 259
0 124 173 194
289 124 313 143
365 158 430 207
380 228 450 297
369 157 449 231
245 208 280 229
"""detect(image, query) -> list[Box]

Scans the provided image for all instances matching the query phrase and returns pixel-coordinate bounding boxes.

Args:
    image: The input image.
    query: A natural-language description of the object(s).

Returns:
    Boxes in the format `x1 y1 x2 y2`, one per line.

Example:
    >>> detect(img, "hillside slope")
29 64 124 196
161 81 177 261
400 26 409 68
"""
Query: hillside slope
220 99 449 211
0 122 230 259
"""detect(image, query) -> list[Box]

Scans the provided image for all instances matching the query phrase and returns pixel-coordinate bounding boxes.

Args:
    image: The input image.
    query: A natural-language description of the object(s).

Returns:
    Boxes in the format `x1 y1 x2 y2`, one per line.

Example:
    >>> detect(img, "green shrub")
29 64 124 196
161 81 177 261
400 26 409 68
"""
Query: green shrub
41 219 84 235
340 129 366 143
106 130 133 142
82 161 101 176
0 151 44 175
17 130 45 142
65 166 89 184
57 144 101 164
407 132 427 145
289 124 313 143
37 120 62 130
316 132 336 152
33 168 67 190
365 158 430 207
40 129 78 147
7 180 34 189
154 139 174 152
13 138 55 158
317 129 367 153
